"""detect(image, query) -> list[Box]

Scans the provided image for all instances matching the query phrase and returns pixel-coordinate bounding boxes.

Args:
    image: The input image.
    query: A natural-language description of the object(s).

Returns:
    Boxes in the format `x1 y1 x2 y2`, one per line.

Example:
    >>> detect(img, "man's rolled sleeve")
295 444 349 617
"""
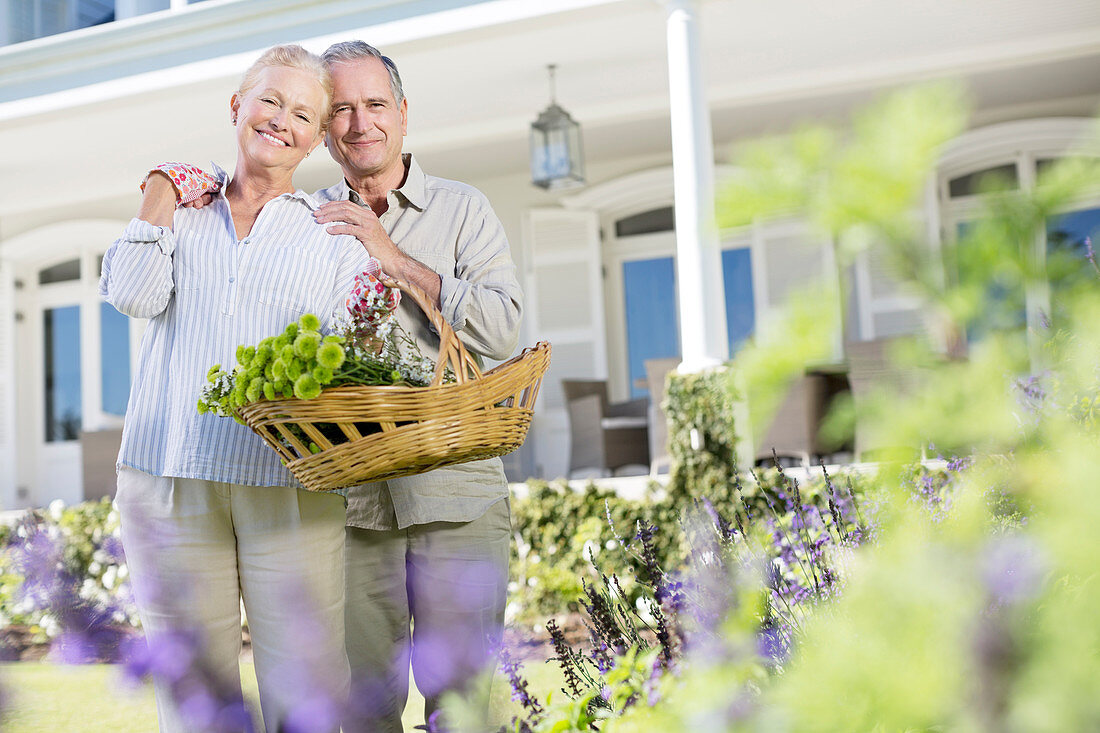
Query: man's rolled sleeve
438 205 523 361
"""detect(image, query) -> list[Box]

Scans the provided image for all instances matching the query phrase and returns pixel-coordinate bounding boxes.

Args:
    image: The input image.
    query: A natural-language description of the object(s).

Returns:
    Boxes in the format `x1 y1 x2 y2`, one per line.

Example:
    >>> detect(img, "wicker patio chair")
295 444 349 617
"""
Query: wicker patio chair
562 379 650 478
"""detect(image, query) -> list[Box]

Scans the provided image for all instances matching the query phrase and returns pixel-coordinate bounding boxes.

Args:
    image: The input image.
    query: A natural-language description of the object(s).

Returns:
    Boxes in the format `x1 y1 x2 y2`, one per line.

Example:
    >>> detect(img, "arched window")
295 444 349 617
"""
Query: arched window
938 118 1100 340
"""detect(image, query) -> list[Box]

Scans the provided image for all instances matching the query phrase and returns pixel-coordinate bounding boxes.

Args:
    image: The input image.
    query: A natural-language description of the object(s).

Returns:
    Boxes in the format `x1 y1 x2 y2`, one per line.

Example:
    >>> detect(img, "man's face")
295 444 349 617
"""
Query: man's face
325 57 408 183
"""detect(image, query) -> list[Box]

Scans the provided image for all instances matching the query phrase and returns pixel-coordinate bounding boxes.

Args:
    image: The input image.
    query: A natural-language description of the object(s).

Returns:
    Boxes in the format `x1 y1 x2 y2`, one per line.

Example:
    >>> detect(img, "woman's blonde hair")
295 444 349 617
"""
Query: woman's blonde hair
238 44 334 130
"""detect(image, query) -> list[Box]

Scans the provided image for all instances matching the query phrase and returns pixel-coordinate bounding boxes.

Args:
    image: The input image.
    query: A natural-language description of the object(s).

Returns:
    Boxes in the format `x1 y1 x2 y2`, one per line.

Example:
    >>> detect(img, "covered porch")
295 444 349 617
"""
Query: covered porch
1 0 1100 504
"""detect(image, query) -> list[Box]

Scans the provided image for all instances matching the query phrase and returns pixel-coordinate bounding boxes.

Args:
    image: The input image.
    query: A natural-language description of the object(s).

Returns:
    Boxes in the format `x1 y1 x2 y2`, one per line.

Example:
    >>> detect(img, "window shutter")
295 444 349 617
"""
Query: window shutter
0 262 16 504
522 208 604 480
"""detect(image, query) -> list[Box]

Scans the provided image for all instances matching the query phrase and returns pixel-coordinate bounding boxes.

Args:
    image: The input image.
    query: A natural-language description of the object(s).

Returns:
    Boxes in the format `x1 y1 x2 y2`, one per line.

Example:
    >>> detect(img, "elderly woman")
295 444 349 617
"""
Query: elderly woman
99 45 371 732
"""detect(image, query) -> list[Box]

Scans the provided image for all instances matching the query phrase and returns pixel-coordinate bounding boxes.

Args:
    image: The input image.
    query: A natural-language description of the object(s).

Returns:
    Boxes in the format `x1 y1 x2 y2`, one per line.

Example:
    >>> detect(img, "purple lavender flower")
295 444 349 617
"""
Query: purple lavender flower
121 629 256 733
981 534 1047 605
8 518 130 663
498 645 543 720
756 622 790 666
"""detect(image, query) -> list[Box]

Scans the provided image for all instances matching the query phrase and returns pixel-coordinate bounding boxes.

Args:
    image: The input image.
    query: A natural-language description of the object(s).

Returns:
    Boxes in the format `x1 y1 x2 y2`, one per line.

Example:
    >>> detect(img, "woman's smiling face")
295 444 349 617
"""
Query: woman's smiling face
231 65 327 172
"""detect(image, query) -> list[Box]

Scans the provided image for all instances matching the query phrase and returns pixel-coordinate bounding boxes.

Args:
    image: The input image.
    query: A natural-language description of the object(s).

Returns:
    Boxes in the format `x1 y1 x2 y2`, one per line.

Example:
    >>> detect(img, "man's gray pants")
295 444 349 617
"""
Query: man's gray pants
343 499 511 732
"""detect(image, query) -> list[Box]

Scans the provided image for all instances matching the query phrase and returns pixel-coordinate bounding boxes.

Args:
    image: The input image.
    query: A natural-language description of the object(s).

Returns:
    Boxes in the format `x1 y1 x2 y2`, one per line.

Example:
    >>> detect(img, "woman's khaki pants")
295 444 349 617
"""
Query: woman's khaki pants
116 467 350 733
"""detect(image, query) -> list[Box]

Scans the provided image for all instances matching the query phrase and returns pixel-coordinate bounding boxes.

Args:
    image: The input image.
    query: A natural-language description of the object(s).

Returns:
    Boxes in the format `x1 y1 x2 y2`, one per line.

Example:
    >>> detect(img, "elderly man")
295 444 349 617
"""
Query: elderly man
311 41 523 731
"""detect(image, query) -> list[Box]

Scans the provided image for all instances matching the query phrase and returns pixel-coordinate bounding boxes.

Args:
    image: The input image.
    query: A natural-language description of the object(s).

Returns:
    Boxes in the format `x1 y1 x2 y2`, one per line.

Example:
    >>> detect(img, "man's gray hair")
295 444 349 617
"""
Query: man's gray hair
322 41 405 104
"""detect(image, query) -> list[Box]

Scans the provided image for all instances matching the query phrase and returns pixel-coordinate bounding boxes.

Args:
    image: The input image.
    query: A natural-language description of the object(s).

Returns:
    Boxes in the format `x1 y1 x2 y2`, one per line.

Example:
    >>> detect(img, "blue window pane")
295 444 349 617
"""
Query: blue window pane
955 220 1026 341
44 306 82 442
623 258 679 400
101 302 131 416
1046 207 1100 321
721 248 755 354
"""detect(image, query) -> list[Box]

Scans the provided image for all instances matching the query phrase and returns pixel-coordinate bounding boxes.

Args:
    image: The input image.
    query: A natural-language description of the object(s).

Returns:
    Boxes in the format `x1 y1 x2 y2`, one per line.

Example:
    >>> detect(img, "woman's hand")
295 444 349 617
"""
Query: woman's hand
141 162 221 204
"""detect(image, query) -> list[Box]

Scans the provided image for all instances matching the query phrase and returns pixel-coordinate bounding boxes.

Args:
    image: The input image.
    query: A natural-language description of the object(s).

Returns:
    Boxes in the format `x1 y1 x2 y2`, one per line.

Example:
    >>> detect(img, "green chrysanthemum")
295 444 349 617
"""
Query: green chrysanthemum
280 345 296 364
273 335 290 350
264 363 275 381
299 313 322 332
282 384 294 399
286 359 304 381
283 322 299 340
245 376 264 403
197 399 208 415
294 331 322 360
322 334 344 345
262 382 277 401
312 366 334 384
294 373 322 400
316 342 346 370
308 442 322 454
254 344 273 367
230 383 247 410
237 345 256 367
271 359 286 380
206 364 222 382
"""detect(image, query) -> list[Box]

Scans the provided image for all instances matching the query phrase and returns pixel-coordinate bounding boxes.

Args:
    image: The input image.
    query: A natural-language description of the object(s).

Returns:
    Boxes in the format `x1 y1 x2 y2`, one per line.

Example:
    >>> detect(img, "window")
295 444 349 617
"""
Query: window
0 0 214 47
1046 206 1100 324
939 119 1100 349
947 163 1018 198
614 207 674 238
38 259 80 285
100 302 130 415
43 305 82 442
4 0 116 45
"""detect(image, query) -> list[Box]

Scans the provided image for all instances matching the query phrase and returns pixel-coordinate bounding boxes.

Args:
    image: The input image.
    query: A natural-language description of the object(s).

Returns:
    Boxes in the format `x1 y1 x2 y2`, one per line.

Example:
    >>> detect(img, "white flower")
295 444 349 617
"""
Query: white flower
48 499 65 521
635 596 657 625
102 566 118 590
40 614 61 638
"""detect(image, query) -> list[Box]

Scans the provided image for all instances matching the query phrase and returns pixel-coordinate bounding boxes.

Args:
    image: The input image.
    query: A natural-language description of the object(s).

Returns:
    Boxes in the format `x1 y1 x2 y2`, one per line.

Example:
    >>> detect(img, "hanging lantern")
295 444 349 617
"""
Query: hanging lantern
529 64 585 190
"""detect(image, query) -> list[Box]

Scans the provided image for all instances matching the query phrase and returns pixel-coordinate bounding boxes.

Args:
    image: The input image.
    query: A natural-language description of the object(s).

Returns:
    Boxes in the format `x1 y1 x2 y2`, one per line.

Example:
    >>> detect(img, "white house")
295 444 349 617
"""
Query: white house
1 0 1099 509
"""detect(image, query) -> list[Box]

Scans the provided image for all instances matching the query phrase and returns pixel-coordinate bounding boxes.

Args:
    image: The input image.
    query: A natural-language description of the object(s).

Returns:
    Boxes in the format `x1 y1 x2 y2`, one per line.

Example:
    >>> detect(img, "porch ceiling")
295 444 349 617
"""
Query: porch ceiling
1 0 1099 230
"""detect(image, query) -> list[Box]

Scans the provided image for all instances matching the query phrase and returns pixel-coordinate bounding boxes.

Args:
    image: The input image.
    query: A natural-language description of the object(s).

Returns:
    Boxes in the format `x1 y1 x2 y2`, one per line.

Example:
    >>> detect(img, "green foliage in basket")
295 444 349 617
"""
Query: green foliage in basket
197 312 438 423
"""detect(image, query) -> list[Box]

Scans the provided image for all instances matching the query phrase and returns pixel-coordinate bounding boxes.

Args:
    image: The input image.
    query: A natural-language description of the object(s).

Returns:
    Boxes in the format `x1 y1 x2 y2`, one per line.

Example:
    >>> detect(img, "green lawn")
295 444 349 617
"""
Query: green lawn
0 659 562 732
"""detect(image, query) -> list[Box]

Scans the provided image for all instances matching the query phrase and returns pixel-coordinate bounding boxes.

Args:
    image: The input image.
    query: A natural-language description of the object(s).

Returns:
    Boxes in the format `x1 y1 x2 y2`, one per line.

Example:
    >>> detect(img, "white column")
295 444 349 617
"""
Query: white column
664 0 728 373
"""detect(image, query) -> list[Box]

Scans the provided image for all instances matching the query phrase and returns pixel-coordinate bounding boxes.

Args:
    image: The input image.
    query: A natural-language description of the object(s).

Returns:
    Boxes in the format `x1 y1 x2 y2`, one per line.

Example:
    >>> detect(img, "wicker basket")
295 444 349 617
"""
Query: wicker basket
237 277 551 492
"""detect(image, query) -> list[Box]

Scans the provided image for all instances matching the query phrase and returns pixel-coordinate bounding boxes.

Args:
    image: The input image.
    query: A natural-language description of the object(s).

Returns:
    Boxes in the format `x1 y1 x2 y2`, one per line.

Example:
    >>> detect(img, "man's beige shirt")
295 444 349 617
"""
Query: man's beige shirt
315 154 523 530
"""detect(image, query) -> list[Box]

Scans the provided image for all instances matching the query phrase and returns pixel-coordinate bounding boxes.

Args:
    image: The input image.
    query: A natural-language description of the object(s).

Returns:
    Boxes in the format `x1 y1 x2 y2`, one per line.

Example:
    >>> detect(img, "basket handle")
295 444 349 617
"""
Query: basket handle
382 276 483 386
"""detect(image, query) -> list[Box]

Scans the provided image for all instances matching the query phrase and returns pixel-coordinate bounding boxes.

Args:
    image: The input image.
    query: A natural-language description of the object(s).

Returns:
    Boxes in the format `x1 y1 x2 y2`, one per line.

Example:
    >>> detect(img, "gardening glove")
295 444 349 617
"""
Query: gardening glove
140 162 221 206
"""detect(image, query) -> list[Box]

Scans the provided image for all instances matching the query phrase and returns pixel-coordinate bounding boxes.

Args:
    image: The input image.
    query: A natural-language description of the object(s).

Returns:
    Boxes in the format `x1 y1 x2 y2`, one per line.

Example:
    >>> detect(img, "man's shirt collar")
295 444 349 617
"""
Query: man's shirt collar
342 153 428 211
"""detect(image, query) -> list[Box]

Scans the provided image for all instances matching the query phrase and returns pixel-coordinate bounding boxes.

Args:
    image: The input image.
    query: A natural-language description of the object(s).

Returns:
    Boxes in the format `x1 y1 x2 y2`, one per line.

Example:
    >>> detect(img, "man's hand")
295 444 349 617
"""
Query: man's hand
314 201 443 306
314 201 401 268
